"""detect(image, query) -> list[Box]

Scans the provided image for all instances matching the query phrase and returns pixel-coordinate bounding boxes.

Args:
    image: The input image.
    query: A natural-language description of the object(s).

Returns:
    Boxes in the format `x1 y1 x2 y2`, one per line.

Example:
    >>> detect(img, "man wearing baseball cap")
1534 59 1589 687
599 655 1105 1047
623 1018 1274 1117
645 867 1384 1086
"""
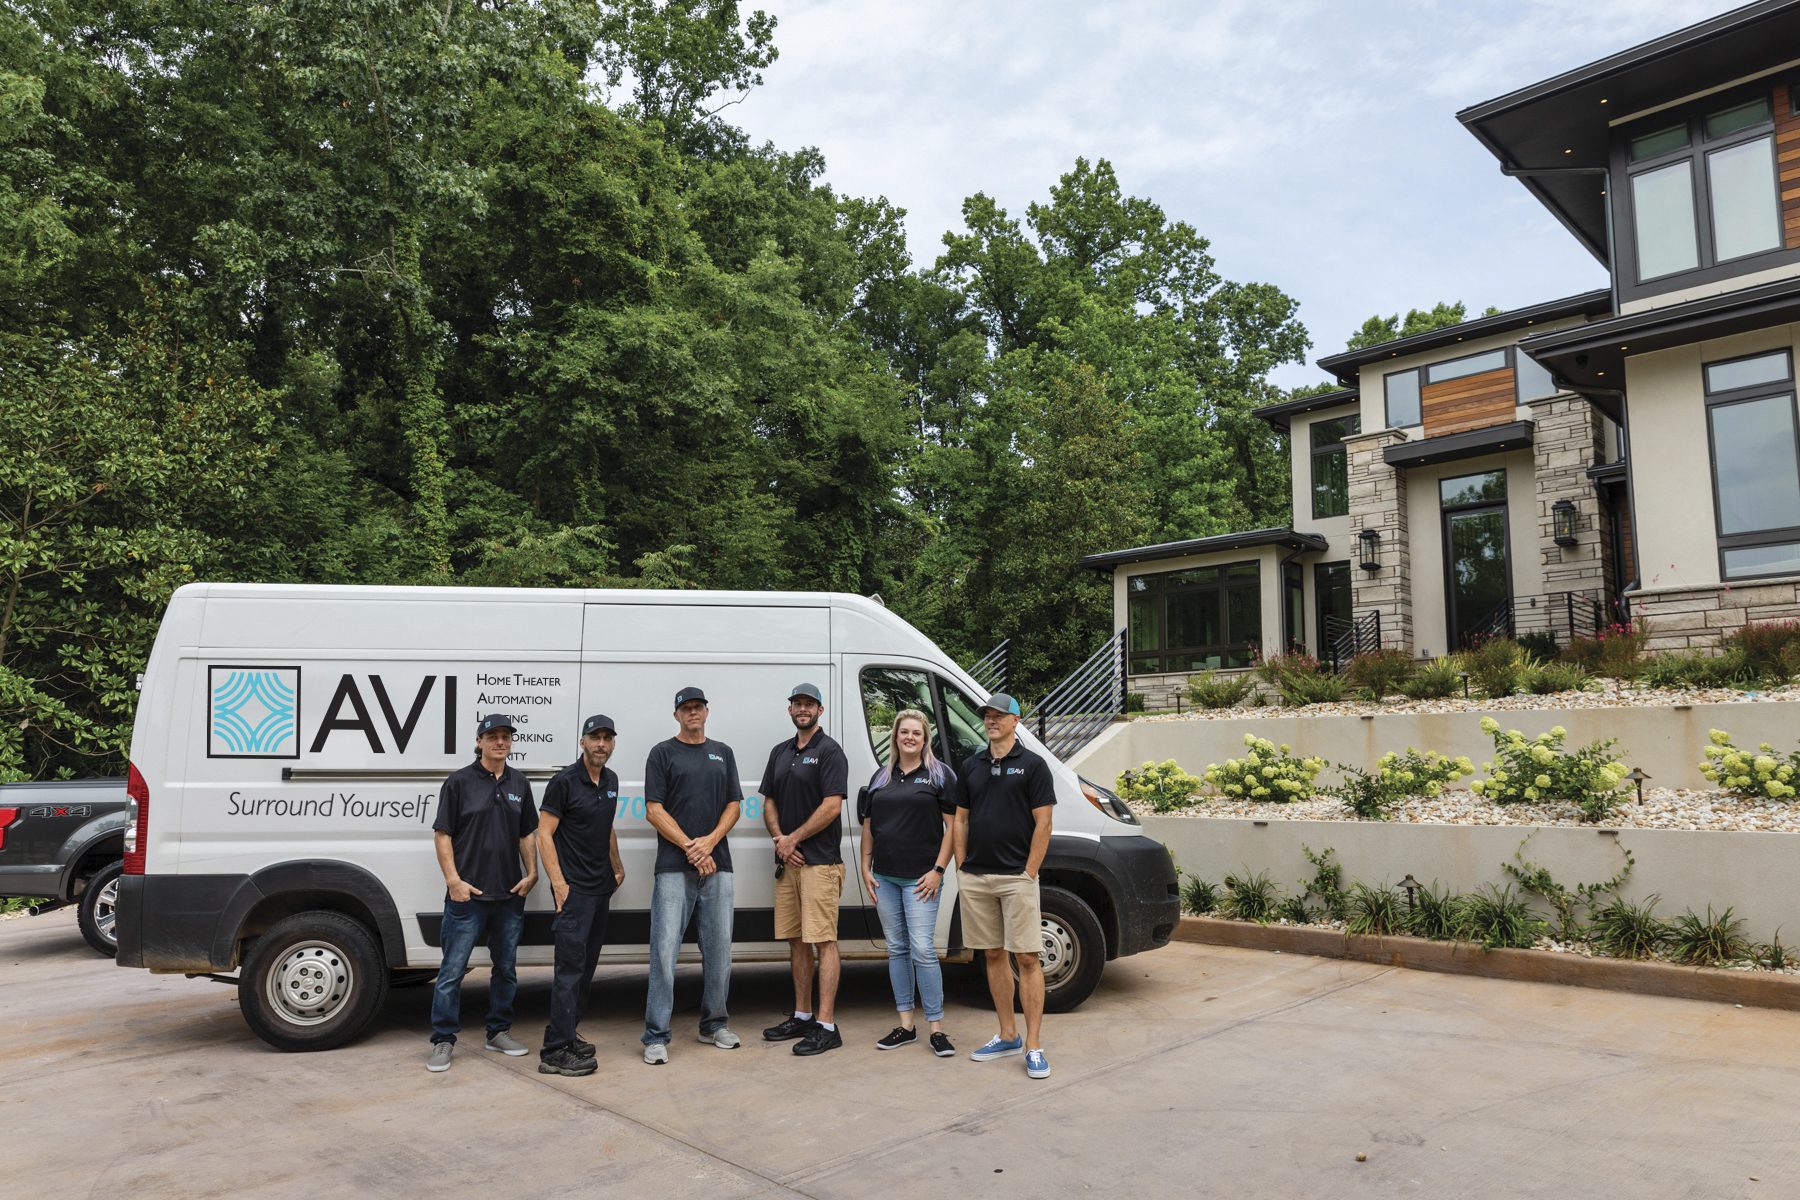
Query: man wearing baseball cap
535 714 626 1077
425 713 539 1072
758 682 851 1055
640 686 743 1064
953 692 1056 1080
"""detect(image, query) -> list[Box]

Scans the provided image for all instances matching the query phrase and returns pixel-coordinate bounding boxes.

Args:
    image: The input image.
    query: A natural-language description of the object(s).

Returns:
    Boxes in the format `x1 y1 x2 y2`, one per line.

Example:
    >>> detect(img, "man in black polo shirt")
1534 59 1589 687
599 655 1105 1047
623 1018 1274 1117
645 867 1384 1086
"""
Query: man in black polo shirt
757 682 851 1056
425 713 539 1073
536 713 626 1077
640 686 743 1065
953 692 1055 1080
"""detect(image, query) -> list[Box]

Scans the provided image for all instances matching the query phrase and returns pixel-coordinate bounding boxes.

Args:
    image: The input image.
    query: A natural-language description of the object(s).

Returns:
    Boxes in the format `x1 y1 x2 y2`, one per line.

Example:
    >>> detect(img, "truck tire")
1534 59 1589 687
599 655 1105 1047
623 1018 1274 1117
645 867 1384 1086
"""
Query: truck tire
1037 885 1106 1013
239 911 389 1052
76 860 124 957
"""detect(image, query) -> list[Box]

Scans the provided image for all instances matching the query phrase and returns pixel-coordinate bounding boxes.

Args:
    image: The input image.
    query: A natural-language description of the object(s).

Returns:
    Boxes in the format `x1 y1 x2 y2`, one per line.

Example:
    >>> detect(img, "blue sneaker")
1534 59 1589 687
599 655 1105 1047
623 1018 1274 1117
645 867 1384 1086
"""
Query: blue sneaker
1025 1049 1050 1079
970 1035 1023 1062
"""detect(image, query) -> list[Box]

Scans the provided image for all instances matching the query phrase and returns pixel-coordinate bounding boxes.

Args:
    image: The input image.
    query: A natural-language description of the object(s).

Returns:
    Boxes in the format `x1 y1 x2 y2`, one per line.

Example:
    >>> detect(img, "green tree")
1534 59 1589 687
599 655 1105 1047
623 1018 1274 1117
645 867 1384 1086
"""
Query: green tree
1345 301 1470 350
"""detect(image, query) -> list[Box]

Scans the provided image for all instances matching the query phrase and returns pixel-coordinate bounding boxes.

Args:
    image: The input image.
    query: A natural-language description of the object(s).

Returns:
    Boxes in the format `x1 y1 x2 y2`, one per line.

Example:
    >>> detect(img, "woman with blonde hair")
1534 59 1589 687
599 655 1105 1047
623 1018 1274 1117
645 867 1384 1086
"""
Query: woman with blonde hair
858 707 958 1055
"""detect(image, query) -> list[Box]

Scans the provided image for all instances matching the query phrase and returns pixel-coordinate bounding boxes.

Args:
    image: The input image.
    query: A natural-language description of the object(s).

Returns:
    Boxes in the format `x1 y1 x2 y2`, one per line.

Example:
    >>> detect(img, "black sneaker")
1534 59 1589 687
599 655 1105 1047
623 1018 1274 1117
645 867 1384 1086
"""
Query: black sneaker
793 1025 843 1056
538 1044 598 1077
763 1014 818 1041
876 1026 918 1051
929 1032 955 1058
571 1036 596 1059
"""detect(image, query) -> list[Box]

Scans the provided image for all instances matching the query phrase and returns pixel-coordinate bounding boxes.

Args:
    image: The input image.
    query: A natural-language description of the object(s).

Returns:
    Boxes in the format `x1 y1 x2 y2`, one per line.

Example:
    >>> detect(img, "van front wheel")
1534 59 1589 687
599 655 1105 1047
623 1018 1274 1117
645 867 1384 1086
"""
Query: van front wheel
240 911 389 1052
1035 886 1106 1013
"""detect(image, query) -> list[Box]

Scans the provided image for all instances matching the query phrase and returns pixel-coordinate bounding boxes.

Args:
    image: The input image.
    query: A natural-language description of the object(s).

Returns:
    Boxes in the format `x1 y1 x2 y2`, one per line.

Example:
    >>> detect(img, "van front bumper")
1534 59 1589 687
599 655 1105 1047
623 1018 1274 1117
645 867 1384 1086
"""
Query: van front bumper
1094 834 1180 956
114 873 250 971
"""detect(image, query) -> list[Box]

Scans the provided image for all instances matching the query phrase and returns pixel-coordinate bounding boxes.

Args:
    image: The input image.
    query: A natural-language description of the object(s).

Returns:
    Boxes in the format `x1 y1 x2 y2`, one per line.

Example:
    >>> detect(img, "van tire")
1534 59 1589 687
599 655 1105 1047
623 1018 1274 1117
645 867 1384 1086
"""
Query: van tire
76 860 124 957
239 911 388 1052
1035 886 1106 1013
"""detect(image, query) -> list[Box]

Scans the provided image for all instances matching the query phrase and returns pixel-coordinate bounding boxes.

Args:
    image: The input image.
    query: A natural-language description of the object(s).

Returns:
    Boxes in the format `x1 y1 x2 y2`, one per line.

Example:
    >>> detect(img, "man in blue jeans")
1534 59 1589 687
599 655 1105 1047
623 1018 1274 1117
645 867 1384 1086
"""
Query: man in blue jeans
641 686 742 1064
426 713 540 1072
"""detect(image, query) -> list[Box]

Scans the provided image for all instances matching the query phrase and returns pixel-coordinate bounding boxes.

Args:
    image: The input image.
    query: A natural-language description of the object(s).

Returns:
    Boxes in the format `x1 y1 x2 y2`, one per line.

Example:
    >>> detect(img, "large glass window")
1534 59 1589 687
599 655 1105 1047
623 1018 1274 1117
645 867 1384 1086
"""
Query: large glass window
1309 414 1358 519
1514 351 1558 402
1385 369 1421 428
1705 350 1800 580
1126 561 1261 674
1631 161 1699 278
1440 470 1506 507
1426 349 1508 383
1707 138 1782 262
1315 561 1352 662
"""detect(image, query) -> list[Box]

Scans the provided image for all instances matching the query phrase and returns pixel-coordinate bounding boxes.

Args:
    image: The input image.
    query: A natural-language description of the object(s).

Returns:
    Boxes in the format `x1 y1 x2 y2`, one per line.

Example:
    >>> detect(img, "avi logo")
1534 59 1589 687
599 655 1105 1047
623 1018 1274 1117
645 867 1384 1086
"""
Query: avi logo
801 755 820 765
209 666 301 759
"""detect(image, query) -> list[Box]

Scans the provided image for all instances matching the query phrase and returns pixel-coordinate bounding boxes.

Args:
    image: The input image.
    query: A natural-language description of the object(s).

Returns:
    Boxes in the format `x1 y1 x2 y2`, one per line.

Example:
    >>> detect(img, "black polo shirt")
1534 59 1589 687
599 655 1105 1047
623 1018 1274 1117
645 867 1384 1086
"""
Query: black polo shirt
954 740 1055 875
644 736 742 874
759 730 850 866
541 758 620 898
431 760 539 900
859 763 958 879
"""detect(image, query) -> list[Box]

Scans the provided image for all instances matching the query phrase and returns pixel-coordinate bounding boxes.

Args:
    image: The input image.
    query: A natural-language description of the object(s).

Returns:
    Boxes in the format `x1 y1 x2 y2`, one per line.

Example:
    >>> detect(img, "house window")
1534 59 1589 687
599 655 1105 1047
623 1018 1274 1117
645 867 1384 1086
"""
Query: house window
1310 414 1359 519
1385 369 1421 428
1705 350 1800 580
1386 347 1538 430
1514 351 1558 402
1622 88 1784 286
1126 561 1261 674
1315 561 1352 660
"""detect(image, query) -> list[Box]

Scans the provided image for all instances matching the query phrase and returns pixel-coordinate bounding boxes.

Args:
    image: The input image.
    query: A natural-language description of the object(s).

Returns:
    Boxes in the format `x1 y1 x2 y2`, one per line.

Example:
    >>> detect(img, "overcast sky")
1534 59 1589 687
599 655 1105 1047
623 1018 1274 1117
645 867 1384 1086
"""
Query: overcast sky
729 0 1733 387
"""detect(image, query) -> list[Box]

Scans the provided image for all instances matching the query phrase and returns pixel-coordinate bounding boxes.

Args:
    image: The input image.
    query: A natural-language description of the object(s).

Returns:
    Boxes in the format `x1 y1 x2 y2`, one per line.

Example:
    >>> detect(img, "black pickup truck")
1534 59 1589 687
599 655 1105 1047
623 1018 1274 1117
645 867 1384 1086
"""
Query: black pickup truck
0 778 128 955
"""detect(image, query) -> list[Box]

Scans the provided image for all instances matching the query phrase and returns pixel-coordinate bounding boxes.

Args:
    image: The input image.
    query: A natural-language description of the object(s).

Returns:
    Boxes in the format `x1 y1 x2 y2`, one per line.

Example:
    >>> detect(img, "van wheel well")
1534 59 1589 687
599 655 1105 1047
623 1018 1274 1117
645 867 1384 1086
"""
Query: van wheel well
237 891 383 969
1040 868 1118 960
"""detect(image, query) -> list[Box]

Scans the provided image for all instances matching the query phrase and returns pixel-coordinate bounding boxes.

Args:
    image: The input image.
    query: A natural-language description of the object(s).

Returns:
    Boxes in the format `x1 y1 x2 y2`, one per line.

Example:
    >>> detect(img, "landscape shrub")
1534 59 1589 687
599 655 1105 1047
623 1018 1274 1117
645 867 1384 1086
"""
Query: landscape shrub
1560 621 1647 679
1185 670 1254 710
1299 845 1348 921
1515 631 1561 661
1329 748 1475 820
1641 646 1755 689
1405 881 1469 941
1723 619 1800 682
1344 881 1406 937
1465 637 1531 699
1460 884 1545 949
1667 905 1750 966
1115 760 1204 812
1180 874 1219 916
1124 691 1147 713
1203 734 1325 802
1588 895 1670 960
1469 718 1630 822
1221 869 1279 922
1343 648 1415 700
1522 660 1591 695
1698 729 1800 799
1399 656 1463 699
1254 652 1347 706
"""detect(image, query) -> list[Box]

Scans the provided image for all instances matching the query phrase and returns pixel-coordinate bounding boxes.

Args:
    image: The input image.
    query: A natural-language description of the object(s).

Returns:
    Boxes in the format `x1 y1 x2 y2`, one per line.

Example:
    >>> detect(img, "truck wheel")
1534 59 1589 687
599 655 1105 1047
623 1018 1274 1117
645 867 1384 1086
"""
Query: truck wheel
77 860 124 957
239 911 389 1052
1036 886 1106 1014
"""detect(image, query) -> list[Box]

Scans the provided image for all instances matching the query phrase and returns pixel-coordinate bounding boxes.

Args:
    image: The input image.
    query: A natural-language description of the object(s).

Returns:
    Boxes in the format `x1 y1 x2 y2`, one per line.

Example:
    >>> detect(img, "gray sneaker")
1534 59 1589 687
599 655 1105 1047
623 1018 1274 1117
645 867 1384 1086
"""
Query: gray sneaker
426 1042 453 1072
643 1042 669 1065
485 1030 529 1057
698 1027 741 1049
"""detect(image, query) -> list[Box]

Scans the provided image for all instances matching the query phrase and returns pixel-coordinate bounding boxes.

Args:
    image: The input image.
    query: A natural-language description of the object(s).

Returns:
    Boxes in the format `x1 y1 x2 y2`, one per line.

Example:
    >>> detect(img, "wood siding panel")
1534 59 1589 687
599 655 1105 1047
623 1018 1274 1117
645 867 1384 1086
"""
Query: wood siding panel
1421 367 1517 439
1778 84 1800 250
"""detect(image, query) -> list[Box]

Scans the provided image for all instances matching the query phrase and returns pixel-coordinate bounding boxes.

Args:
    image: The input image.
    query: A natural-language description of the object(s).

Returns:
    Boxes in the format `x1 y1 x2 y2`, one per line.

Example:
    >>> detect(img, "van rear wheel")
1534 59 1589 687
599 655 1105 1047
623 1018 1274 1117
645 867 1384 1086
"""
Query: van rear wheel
240 911 388 1052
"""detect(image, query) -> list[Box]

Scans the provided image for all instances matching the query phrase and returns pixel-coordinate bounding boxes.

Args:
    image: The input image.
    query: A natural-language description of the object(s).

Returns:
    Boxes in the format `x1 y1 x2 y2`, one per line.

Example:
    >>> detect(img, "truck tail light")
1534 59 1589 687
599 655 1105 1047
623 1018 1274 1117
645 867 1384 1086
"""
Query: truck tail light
0 807 17 852
124 762 149 874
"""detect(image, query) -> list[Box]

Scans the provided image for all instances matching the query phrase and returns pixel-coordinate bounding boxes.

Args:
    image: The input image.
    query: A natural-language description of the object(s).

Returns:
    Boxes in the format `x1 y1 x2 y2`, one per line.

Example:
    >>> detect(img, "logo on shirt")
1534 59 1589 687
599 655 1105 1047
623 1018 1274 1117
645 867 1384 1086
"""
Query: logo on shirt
1005 767 1026 776
801 755 820 765
708 752 724 763
507 792 524 804
605 790 617 800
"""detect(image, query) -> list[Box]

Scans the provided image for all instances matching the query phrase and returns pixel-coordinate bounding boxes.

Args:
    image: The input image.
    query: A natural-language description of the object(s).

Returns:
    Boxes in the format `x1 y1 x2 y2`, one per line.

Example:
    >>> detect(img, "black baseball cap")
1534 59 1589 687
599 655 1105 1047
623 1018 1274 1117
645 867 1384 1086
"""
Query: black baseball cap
581 714 616 737
476 713 517 735
674 687 708 708
788 682 823 704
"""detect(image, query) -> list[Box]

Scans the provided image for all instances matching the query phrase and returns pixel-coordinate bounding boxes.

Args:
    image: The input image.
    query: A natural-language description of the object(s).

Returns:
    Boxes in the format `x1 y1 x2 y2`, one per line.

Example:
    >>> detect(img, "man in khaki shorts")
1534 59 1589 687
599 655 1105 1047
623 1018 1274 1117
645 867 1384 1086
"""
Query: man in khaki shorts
758 683 851 1056
953 692 1055 1080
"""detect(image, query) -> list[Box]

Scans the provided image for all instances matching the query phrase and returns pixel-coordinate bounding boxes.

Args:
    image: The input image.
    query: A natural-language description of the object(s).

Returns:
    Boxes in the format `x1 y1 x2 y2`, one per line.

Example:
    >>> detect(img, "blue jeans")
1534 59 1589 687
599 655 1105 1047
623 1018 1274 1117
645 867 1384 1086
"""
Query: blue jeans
430 895 525 1045
875 872 945 1022
642 869 734 1046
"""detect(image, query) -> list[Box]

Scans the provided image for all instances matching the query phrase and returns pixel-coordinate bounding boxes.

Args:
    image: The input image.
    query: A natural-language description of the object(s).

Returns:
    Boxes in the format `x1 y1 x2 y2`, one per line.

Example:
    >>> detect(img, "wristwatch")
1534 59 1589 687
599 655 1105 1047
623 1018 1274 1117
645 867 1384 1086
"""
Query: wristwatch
932 864 947 875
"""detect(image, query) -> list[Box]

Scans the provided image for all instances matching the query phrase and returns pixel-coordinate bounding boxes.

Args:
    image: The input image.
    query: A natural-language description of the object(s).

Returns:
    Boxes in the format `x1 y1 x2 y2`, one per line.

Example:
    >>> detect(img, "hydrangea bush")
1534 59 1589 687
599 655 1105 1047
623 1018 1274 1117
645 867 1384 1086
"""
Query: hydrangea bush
1469 718 1630 823
1204 734 1325 802
1115 760 1205 812
1331 748 1476 820
1699 729 1800 800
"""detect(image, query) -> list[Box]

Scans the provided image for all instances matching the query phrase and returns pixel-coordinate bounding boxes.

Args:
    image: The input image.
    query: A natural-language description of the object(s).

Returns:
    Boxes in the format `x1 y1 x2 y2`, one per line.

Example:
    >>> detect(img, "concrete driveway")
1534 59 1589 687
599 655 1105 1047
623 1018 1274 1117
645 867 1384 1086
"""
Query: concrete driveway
2 908 1797 1199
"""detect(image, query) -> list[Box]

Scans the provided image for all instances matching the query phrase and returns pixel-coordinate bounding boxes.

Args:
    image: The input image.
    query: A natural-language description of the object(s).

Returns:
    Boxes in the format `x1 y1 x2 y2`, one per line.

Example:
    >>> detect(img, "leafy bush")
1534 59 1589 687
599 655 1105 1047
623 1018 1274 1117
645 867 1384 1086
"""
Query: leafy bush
1749 932 1796 971
1399 657 1464 699
1274 895 1317 925
1560 622 1647 679
1461 884 1545 949
1642 647 1755 689
1588 895 1670 960
1522 660 1591 695
1667 905 1750 966
1116 760 1205 812
1465 637 1532 699
1344 648 1415 700
1344 881 1405 937
1698 729 1800 800
1406 881 1469 941
1221 869 1279 922
1515 631 1561 661
1203 734 1325 803
1329 748 1475 820
1469 719 1630 822
1254 652 1347 707
1299 845 1347 921
1180 874 1219 916
1124 691 1147 713
1185 670 1254 710
1723 619 1800 682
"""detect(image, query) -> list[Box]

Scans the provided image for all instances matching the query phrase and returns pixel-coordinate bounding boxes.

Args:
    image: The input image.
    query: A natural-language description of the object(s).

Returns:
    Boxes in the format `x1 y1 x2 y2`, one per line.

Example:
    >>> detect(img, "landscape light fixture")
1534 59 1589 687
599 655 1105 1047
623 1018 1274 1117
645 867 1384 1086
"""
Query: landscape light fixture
1459 671 1470 698
1552 499 1578 547
1358 528 1381 572
1628 766 1650 805
1399 874 1422 912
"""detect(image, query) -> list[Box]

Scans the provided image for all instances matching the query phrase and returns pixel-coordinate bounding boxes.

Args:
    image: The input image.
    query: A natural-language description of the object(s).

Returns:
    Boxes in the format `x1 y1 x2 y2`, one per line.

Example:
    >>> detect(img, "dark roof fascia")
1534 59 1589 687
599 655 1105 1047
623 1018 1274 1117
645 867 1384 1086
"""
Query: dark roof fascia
1250 388 1359 431
1586 460 1628 484
1079 528 1330 572
1382 421 1536 469
1315 290 1613 384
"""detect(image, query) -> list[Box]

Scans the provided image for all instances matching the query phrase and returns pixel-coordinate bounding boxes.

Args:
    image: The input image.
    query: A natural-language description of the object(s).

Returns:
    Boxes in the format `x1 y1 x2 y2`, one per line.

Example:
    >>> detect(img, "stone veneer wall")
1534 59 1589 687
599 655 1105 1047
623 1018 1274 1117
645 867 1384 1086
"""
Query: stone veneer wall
1344 428 1412 653
1528 396 1611 602
1632 581 1800 653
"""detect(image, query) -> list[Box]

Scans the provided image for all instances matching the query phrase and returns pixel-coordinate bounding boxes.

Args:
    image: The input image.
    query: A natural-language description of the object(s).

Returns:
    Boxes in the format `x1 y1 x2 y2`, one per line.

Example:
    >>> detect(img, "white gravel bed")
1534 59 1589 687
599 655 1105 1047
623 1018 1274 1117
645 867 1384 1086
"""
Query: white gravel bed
1137 679 1800 722
1134 786 1800 832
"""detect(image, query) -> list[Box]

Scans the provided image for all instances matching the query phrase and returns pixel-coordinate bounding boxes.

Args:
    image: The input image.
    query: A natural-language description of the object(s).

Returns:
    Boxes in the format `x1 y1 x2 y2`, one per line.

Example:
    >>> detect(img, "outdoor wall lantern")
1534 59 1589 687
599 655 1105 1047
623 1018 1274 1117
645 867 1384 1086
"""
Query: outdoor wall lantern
1358 527 1381 572
1552 498 1578 547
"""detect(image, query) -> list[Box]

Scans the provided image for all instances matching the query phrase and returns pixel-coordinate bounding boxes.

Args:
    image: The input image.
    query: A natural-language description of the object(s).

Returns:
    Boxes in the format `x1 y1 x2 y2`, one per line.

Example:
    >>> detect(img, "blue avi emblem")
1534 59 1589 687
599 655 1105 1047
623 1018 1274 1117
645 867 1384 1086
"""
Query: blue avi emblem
208 666 301 759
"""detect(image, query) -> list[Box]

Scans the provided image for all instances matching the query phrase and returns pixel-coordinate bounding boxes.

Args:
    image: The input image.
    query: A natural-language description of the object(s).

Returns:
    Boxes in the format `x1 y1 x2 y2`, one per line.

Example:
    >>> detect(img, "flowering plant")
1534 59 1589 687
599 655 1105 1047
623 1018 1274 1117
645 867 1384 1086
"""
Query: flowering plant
1116 760 1205 812
1699 729 1800 800
1330 748 1476 820
1469 718 1629 822
1204 733 1325 802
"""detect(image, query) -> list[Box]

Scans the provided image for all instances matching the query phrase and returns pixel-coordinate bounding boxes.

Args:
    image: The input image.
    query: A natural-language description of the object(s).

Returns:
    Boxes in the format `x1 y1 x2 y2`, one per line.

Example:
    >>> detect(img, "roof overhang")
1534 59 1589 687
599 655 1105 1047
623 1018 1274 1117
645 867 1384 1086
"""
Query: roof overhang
1457 1 1800 263
1382 421 1536 470
1315 291 1612 385
1251 388 1359 431
1079 527 1329 571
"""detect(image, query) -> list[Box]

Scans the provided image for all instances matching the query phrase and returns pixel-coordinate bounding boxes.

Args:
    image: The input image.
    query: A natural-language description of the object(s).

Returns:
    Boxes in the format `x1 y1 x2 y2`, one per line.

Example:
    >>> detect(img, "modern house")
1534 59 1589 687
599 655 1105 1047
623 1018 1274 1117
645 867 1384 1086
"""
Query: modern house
1083 0 1800 705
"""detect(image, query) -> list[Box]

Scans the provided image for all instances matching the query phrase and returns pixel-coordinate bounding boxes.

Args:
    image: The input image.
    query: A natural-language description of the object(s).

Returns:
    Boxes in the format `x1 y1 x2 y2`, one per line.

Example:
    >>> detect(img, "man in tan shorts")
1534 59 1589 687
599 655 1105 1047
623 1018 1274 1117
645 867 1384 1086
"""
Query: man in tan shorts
758 683 851 1056
953 692 1056 1079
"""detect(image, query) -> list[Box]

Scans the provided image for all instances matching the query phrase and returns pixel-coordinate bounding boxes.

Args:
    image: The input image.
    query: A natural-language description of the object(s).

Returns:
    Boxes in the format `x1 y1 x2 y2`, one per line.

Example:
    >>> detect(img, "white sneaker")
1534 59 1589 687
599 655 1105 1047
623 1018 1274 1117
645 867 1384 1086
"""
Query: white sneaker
643 1042 669 1065
484 1031 529 1057
698 1027 741 1049
426 1042 453 1072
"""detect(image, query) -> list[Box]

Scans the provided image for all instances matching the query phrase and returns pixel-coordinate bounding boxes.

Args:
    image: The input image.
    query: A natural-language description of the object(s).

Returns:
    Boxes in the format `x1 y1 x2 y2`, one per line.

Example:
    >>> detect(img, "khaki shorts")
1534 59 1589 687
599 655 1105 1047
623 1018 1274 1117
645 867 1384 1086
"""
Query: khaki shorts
957 871 1043 954
774 863 845 943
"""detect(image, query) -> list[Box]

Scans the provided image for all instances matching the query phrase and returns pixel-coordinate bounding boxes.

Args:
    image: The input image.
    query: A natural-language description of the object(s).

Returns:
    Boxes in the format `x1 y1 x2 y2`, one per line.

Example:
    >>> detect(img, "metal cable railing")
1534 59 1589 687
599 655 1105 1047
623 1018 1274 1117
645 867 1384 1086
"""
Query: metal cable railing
1025 629 1126 760
968 638 1010 694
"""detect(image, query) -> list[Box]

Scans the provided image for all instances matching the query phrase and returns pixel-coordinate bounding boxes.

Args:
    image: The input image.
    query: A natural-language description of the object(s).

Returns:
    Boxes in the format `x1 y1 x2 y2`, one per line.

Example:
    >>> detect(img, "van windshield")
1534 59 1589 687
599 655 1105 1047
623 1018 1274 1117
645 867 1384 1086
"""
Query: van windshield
936 678 989 768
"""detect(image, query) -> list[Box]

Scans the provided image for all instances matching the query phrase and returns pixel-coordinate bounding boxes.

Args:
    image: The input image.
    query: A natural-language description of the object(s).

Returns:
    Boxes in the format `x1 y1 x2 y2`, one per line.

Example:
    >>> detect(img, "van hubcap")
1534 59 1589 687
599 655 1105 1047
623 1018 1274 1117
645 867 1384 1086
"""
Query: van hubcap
1039 916 1078 990
267 941 353 1026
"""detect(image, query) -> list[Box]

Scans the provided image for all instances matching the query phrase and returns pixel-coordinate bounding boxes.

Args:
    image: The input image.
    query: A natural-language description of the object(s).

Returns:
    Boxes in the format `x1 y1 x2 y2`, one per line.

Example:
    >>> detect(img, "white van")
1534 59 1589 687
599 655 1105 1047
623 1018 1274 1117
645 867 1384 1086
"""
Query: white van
116 584 1178 1051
